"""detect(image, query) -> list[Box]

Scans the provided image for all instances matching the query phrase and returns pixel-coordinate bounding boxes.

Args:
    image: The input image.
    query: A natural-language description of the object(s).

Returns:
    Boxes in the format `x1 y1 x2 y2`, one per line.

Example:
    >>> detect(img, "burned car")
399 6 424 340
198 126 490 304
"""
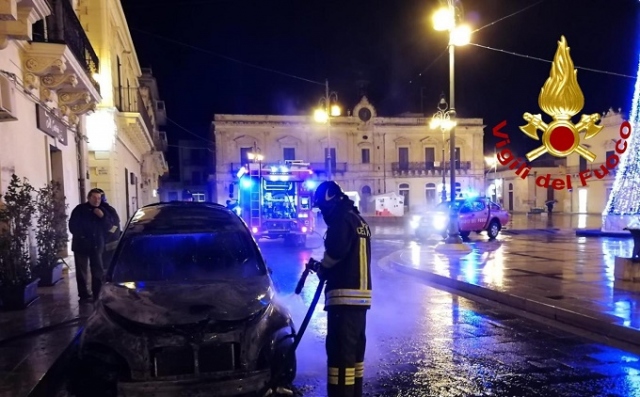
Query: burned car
70 202 296 397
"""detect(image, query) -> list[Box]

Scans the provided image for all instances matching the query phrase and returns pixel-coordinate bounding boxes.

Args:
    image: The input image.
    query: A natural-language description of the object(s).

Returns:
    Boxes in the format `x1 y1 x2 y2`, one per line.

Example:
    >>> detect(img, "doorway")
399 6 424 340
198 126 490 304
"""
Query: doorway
578 188 588 213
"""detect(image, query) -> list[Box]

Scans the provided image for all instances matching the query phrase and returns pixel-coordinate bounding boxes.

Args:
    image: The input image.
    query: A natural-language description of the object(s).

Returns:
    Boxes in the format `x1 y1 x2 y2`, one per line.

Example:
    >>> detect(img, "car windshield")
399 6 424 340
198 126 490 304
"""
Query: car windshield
435 201 463 212
111 229 265 283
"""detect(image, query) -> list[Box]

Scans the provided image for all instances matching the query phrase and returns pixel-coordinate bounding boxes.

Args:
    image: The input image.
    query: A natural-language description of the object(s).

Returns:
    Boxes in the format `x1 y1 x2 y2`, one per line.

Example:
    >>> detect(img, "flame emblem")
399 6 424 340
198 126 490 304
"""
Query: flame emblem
520 36 602 162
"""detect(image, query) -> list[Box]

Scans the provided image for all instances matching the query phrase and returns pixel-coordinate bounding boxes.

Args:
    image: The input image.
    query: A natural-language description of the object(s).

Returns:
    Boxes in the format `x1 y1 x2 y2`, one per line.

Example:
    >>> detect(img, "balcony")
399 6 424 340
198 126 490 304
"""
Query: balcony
391 161 472 177
20 0 101 125
154 130 168 152
155 100 166 125
115 87 154 155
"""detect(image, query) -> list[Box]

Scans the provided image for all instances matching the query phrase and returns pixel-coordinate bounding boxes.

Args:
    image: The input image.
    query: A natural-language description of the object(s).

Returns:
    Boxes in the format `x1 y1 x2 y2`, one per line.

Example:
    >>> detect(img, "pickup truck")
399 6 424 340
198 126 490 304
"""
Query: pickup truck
412 197 510 240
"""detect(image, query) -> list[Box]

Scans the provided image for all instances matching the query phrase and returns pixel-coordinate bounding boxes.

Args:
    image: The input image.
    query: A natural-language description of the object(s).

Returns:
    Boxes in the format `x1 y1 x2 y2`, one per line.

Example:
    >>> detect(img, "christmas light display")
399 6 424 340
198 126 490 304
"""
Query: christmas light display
602 54 640 232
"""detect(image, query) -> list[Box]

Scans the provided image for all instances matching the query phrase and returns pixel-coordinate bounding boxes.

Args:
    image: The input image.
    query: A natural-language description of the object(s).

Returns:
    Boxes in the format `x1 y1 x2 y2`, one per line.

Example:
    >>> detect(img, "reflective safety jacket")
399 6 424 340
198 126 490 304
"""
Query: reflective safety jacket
321 208 372 309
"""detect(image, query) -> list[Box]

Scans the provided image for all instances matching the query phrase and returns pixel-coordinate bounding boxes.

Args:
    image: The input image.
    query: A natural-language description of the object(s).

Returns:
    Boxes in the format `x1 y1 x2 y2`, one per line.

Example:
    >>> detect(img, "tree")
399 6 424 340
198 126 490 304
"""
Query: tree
603 55 640 226
0 175 36 286
35 181 69 270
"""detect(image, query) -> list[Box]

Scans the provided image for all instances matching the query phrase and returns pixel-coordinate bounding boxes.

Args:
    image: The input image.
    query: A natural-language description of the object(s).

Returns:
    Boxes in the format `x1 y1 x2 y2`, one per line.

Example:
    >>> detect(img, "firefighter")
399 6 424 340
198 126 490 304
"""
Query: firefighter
308 180 372 397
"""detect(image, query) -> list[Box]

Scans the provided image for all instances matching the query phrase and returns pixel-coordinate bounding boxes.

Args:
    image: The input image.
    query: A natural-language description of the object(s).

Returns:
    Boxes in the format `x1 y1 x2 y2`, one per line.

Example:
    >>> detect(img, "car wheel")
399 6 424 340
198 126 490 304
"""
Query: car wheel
487 220 501 240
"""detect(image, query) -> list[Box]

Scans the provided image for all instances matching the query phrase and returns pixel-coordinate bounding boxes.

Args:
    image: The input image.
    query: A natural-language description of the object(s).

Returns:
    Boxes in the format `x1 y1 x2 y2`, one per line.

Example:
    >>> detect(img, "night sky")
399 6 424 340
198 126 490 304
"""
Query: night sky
121 0 639 173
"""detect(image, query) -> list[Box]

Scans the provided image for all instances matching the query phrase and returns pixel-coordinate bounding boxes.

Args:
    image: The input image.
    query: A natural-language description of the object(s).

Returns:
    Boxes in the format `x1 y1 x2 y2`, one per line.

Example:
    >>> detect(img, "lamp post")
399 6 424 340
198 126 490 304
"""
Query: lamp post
432 0 471 250
314 79 341 181
429 95 455 203
485 154 498 202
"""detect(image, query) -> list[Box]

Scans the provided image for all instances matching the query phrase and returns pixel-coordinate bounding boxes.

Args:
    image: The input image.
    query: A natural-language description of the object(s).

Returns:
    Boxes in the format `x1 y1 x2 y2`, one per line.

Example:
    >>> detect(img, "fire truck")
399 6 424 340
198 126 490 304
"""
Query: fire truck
235 160 317 247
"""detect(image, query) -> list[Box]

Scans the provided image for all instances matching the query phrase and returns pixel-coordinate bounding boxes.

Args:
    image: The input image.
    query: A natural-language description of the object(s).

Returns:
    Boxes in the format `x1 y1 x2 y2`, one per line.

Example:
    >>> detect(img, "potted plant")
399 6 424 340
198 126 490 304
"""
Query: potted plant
34 181 69 286
0 174 39 310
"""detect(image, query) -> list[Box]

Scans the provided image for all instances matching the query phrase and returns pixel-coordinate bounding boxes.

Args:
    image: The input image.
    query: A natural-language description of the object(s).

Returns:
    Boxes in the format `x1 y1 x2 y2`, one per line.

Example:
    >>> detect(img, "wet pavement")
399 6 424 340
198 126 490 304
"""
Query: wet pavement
5 233 640 396
0 259 91 397
260 235 640 396
389 232 640 349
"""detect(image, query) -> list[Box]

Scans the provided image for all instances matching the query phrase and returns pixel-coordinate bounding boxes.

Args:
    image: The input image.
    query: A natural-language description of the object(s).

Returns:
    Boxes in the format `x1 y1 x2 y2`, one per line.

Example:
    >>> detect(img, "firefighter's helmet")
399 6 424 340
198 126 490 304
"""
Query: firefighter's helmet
313 181 344 211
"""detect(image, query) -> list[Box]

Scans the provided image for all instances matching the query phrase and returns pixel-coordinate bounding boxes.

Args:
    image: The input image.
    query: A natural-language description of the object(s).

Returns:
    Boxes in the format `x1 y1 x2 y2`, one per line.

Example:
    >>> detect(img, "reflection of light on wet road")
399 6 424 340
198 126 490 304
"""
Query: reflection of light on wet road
578 214 587 229
409 241 420 267
482 244 505 287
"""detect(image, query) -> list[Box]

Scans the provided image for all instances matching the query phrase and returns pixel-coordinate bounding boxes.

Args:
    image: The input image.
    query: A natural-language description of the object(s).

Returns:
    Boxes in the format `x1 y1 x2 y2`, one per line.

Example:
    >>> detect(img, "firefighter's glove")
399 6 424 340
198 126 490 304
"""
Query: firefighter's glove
306 258 321 273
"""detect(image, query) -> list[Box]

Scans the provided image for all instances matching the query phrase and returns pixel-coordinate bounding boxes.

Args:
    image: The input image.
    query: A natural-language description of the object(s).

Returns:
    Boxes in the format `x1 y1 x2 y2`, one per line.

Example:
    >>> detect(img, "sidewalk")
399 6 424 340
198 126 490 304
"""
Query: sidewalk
385 233 640 351
0 258 91 397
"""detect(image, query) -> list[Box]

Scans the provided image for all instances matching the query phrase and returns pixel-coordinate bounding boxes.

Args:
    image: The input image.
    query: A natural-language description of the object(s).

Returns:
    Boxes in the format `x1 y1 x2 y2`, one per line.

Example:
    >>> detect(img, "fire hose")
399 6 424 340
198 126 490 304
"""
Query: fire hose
264 258 325 396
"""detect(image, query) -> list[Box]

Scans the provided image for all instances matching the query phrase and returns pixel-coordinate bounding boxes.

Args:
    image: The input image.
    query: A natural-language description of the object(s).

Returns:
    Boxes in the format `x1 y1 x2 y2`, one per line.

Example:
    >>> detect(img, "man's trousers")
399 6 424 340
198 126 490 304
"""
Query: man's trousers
74 250 104 300
326 306 367 397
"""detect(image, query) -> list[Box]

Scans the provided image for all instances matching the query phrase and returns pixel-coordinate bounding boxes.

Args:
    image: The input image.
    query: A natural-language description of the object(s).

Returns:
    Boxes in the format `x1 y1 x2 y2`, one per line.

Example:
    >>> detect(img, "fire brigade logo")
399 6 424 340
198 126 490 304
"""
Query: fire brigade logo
519 36 603 162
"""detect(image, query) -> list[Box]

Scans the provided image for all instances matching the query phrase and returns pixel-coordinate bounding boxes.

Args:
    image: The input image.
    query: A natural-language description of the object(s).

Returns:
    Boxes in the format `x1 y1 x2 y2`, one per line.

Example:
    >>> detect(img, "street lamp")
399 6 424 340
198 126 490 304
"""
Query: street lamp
430 95 456 203
313 79 341 181
432 0 471 252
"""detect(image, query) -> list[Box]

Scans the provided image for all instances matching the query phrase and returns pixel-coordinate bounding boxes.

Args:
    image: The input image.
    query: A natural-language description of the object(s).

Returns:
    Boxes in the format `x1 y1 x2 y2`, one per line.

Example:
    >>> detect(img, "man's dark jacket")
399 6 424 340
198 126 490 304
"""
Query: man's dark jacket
321 197 372 309
68 202 112 255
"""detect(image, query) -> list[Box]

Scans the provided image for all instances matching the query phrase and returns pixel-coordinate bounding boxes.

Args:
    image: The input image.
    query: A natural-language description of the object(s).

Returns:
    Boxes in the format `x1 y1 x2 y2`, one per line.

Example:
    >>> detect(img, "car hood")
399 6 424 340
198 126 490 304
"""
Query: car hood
100 277 274 326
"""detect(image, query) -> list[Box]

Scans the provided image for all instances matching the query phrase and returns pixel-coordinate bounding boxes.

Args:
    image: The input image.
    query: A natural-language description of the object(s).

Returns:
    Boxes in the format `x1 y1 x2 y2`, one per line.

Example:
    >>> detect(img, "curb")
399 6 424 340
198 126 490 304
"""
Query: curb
576 229 633 238
388 260 640 351
27 327 82 397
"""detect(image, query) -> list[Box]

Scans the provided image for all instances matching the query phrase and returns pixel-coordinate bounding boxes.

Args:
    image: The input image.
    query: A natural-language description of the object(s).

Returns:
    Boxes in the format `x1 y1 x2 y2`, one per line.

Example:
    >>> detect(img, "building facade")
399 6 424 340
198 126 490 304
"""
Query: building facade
564 109 625 214
159 139 215 202
484 109 626 214
213 97 485 213
78 0 168 222
0 0 102 254
485 163 568 213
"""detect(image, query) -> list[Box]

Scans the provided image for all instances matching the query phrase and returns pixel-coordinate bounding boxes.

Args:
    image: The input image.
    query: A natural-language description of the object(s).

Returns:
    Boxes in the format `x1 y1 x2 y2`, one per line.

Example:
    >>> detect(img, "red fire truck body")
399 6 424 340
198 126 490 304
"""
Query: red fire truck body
236 160 317 246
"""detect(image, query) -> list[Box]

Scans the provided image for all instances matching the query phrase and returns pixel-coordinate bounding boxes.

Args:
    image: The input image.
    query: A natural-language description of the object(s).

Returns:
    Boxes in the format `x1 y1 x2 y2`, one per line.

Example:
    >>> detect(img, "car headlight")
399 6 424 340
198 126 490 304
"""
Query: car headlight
432 214 448 230
409 215 421 230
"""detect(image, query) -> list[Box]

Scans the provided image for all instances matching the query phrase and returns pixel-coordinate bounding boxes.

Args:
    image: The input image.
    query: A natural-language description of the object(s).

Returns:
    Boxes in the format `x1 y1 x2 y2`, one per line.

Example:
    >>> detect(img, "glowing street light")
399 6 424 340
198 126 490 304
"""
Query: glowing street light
432 8 454 31
247 152 264 162
313 79 341 180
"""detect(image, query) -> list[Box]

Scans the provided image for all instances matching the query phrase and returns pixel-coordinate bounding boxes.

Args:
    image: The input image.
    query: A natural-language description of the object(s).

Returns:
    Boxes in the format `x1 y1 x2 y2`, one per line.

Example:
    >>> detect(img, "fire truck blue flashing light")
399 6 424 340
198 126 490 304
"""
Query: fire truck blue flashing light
240 177 253 189
280 165 288 173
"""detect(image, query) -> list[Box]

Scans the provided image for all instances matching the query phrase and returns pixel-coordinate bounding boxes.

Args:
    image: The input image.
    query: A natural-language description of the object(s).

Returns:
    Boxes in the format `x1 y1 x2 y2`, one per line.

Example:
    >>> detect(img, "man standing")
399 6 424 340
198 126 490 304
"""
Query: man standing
68 189 112 302
309 181 372 397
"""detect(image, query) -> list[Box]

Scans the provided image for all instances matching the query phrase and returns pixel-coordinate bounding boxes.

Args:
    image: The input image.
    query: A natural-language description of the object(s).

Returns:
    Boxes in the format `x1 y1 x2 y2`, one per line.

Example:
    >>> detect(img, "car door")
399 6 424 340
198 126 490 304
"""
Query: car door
457 201 474 231
471 199 489 230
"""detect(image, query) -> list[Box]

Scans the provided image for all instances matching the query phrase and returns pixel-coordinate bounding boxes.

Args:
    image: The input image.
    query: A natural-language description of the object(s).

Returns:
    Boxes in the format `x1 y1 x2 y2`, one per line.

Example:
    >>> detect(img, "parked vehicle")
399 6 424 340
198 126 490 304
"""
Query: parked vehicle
69 202 296 397
412 197 509 240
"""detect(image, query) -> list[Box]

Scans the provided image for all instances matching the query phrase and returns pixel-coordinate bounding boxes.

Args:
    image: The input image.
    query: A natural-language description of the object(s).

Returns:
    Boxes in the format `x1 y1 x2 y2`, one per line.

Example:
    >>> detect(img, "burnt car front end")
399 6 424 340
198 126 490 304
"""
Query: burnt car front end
70 203 297 397
76 283 294 397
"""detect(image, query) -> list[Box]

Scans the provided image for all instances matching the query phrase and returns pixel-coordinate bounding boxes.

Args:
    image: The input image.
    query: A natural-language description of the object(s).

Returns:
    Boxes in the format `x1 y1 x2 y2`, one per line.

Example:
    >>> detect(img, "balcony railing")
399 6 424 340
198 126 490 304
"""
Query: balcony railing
32 0 100 84
154 131 168 152
116 87 154 134
391 161 472 177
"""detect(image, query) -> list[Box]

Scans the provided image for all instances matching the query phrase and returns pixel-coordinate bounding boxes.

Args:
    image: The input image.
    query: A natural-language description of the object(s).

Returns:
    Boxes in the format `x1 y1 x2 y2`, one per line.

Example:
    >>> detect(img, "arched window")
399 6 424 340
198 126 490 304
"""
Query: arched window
425 183 437 207
399 183 410 209
508 183 513 191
